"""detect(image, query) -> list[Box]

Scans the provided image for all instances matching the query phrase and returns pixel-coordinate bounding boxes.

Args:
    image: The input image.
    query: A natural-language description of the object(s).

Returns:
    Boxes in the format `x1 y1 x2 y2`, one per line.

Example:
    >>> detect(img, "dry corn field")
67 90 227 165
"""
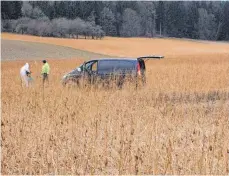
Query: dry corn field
1 33 229 174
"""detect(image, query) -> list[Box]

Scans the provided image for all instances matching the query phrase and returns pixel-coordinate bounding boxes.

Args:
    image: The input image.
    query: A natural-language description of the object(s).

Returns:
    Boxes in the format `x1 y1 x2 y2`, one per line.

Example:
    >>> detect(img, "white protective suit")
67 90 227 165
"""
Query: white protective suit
20 63 30 87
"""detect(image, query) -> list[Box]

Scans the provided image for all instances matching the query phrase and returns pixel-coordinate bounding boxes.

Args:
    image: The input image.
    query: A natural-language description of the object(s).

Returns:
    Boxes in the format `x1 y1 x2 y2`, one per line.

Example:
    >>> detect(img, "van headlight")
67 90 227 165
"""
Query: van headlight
62 74 68 80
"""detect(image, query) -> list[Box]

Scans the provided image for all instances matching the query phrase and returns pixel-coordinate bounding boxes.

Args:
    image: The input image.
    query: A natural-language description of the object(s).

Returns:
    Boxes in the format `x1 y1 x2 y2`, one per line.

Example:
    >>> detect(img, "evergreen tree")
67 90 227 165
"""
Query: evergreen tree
185 2 199 39
164 1 187 37
1 1 229 41
198 8 217 40
1 1 22 19
99 7 116 36
218 2 229 40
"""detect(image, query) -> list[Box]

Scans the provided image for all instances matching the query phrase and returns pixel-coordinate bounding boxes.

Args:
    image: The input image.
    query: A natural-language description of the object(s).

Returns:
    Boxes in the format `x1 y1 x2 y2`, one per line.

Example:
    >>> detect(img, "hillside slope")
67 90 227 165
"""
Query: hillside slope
2 33 229 58
1 39 112 60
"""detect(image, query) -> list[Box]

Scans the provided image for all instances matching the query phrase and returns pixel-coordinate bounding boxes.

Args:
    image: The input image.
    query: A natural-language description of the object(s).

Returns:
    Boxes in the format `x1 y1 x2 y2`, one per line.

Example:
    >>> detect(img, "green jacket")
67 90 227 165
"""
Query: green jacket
41 63 50 74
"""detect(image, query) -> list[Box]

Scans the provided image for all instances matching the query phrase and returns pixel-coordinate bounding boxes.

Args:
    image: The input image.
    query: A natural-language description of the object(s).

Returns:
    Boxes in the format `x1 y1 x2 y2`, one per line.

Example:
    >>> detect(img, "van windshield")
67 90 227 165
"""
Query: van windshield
70 61 96 74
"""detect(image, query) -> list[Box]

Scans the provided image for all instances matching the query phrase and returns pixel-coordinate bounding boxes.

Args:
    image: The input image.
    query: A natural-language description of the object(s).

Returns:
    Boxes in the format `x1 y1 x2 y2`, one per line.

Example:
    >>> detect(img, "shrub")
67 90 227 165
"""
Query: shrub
3 16 105 40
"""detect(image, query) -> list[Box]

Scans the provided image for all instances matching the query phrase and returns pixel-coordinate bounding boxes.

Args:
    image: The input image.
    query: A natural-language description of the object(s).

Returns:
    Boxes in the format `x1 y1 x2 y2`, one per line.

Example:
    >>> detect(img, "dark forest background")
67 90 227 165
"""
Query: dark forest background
1 1 229 40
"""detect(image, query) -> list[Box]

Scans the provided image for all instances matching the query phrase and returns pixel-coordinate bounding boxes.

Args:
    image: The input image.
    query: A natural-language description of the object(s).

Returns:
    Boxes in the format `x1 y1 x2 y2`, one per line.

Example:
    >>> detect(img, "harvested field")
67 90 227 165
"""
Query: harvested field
1 33 229 174
1 39 112 60
2 33 229 57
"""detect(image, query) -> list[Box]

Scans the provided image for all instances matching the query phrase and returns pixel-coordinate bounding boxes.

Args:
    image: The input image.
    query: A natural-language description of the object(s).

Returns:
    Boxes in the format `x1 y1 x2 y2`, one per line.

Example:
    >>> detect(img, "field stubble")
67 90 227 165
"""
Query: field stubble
1 54 229 174
2 33 229 57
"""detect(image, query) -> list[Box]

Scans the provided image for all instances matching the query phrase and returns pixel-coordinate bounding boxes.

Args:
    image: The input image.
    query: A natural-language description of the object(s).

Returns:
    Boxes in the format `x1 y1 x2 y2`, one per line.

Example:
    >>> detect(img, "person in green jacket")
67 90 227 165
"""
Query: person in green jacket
41 60 50 85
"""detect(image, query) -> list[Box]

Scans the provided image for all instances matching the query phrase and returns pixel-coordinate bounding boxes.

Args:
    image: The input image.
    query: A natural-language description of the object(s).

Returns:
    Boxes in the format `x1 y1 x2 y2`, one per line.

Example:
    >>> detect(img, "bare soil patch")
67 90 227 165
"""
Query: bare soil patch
1 39 112 60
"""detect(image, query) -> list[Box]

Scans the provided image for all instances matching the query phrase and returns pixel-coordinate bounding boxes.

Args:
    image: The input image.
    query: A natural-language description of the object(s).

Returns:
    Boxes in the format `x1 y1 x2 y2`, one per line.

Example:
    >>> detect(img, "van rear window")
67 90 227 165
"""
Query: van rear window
98 60 136 74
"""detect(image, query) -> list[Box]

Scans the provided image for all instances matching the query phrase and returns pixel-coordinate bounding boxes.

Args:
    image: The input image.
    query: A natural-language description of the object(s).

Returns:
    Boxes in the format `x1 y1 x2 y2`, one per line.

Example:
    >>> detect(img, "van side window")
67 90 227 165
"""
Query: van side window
117 61 136 70
98 60 136 74
98 60 118 74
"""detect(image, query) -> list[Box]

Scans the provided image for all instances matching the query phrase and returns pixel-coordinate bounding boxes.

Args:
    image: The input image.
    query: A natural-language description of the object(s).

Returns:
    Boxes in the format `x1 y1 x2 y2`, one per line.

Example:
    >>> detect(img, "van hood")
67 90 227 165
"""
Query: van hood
62 70 82 80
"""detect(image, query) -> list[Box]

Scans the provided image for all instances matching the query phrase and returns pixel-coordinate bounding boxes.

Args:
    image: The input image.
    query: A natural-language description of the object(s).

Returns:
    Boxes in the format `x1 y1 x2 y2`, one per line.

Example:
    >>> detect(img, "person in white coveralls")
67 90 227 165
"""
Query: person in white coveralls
20 63 31 87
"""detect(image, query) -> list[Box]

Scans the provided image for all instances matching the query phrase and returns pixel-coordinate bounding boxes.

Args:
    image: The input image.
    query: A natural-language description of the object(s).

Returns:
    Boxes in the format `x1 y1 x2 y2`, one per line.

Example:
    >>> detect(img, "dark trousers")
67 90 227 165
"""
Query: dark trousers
43 73 49 84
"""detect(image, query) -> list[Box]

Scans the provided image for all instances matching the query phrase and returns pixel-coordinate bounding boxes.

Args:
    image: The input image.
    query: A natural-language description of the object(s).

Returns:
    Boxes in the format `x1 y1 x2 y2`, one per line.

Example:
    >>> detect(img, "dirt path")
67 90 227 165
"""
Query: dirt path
1 39 113 60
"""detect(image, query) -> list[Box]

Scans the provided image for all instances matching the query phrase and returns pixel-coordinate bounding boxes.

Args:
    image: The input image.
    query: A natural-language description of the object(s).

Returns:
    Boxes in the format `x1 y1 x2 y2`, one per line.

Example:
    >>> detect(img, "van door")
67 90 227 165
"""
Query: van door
136 56 164 85
97 60 121 87
90 61 98 84
83 60 98 84
137 59 146 84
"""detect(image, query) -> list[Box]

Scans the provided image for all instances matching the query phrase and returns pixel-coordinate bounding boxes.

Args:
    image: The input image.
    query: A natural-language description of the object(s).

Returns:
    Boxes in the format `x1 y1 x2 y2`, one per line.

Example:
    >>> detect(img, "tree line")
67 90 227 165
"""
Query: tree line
1 1 229 41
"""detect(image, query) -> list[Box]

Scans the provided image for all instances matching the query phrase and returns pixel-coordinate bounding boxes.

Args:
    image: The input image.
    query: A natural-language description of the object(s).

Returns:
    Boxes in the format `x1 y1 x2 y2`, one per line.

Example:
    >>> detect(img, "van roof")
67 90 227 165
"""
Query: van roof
94 55 164 61
95 58 137 61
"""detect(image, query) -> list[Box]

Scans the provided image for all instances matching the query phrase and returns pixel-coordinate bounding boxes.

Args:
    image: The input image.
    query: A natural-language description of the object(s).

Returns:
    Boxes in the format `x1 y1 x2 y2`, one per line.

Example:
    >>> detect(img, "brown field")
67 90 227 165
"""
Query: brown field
1 39 111 60
1 33 229 174
2 32 229 57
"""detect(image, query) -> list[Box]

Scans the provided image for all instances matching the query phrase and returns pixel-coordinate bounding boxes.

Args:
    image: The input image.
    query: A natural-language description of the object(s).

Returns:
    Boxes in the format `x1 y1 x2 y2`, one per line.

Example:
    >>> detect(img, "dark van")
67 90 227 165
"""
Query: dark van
62 56 164 87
